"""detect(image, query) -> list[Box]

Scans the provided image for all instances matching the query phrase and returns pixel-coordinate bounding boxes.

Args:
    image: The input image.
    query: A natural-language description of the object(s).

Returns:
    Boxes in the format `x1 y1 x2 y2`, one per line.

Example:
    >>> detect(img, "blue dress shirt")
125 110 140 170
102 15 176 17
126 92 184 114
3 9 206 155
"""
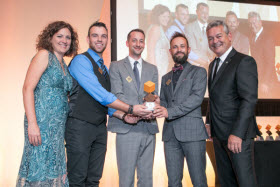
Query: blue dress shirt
69 48 117 116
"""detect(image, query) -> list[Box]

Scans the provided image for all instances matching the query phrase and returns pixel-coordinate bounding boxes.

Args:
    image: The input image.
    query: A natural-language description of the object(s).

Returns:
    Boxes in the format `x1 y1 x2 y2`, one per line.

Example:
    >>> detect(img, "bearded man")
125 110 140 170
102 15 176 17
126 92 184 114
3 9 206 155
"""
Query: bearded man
153 32 208 187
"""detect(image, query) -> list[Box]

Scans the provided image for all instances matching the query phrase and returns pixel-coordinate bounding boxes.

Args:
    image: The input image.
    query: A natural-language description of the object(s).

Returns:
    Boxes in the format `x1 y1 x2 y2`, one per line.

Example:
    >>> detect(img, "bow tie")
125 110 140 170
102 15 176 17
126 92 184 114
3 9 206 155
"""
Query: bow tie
172 65 183 72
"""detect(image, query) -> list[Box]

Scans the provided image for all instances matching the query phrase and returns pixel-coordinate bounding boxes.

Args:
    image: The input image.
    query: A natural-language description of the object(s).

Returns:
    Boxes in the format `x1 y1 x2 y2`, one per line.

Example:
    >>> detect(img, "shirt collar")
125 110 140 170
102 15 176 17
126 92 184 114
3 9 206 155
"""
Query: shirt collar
87 48 103 64
128 56 142 68
219 46 233 63
197 20 208 31
174 19 185 31
255 27 263 41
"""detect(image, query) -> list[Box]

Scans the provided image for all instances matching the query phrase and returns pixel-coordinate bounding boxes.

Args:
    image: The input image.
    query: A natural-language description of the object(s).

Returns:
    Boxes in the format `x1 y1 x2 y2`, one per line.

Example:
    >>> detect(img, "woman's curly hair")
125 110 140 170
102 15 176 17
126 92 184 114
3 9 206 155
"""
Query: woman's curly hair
149 4 170 25
36 21 79 57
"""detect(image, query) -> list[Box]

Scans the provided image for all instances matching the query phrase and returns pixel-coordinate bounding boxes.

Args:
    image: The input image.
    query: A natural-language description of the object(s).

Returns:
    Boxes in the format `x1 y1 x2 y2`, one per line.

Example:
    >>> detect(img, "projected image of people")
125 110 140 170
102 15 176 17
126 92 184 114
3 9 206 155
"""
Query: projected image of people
248 11 279 98
146 4 172 79
225 11 250 55
137 1 280 99
185 2 215 70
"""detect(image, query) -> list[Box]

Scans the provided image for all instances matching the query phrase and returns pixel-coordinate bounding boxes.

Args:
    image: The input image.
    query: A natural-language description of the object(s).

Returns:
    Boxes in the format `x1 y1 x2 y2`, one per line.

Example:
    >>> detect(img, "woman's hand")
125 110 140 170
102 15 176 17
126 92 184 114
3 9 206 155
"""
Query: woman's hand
28 123 42 146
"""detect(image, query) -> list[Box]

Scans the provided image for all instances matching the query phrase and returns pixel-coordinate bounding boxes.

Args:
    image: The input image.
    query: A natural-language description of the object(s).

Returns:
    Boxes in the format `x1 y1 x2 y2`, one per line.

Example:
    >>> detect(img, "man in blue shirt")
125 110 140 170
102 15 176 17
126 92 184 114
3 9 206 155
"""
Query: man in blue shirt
65 22 151 186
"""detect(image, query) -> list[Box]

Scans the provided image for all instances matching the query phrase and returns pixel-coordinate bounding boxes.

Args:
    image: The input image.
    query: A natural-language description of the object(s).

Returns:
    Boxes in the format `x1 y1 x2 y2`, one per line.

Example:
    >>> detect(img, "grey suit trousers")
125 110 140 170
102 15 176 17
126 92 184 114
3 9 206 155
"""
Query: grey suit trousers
164 127 207 187
116 123 155 187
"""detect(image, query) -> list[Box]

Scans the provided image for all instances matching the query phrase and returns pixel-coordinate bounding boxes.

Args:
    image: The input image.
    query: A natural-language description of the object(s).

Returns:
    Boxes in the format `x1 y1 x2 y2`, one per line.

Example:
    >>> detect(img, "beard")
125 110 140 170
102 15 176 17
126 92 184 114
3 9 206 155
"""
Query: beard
172 51 188 65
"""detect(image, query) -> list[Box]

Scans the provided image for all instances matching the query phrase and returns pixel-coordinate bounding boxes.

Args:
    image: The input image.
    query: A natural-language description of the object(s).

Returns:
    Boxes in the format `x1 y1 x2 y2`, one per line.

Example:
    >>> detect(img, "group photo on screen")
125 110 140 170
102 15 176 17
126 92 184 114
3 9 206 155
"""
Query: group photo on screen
137 0 280 98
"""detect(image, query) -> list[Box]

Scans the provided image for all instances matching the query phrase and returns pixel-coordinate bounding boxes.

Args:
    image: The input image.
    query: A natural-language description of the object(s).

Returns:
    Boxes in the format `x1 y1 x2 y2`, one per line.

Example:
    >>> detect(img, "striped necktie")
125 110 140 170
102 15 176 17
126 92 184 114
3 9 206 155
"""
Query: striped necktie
99 59 108 80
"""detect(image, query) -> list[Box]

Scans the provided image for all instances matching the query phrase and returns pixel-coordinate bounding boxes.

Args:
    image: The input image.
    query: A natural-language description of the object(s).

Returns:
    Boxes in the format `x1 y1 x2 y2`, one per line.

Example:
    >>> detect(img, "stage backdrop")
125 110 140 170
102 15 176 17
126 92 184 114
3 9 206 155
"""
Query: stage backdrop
1 0 280 186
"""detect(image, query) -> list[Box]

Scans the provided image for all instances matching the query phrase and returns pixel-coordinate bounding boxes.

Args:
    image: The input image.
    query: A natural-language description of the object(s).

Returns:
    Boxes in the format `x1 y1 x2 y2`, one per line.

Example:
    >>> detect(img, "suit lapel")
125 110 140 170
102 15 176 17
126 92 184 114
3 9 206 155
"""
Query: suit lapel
174 62 192 94
210 48 237 91
123 57 138 91
208 61 214 90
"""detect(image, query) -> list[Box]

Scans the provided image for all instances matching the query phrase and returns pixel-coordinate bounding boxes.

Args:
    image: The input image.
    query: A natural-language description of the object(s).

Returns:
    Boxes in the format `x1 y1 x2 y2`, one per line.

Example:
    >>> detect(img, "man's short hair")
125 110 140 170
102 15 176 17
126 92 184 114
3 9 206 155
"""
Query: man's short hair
226 11 238 19
175 4 188 13
248 11 261 20
127 29 145 41
206 20 230 35
170 32 189 48
88 21 108 37
197 2 209 10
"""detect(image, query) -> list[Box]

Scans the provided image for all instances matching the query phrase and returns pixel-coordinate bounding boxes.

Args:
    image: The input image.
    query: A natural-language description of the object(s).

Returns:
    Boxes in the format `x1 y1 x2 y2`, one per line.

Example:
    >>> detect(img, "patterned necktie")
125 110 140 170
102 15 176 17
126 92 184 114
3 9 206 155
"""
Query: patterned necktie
133 61 140 91
212 58 221 81
99 59 108 80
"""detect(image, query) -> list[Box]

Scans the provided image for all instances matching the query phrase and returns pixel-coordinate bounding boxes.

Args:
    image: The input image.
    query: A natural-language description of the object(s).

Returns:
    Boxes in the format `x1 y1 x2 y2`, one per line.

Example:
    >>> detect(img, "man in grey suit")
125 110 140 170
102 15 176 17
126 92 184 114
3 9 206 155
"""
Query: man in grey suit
153 32 208 187
108 29 159 187
185 2 215 70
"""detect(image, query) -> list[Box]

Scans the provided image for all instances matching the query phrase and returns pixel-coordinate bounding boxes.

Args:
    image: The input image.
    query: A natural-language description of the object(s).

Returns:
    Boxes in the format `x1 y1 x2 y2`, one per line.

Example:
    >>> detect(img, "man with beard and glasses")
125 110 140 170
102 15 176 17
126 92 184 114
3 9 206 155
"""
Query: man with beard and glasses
65 22 151 186
153 32 208 187
108 29 159 187
206 20 259 187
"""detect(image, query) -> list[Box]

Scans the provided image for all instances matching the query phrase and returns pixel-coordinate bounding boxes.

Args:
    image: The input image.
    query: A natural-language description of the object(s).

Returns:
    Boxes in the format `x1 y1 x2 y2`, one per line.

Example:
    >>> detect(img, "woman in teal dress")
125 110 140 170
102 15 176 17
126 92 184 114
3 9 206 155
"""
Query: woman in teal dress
16 21 78 186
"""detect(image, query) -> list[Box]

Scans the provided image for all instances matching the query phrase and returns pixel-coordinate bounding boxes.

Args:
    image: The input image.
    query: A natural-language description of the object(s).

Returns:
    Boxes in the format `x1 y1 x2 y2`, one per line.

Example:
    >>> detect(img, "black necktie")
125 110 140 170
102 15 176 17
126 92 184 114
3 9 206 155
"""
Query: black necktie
133 61 140 91
99 59 108 80
212 58 221 81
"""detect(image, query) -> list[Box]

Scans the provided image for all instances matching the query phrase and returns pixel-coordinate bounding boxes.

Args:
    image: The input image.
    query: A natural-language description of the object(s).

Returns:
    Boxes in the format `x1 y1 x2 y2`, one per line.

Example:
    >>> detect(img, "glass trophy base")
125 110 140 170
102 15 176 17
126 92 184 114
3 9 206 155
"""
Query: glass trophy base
145 102 155 111
265 136 274 141
275 136 280 141
256 136 264 141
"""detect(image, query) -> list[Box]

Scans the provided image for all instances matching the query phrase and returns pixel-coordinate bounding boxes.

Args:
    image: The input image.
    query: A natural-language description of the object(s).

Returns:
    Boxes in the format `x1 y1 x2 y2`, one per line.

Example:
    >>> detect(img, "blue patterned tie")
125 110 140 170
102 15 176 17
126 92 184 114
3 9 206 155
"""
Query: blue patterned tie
99 59 108 80
133 61 140 91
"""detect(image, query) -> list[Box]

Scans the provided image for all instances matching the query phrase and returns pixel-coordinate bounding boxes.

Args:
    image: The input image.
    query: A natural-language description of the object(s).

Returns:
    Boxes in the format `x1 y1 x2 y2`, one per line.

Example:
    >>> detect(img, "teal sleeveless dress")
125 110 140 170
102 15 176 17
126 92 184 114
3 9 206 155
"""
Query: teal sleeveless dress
17 51 72 186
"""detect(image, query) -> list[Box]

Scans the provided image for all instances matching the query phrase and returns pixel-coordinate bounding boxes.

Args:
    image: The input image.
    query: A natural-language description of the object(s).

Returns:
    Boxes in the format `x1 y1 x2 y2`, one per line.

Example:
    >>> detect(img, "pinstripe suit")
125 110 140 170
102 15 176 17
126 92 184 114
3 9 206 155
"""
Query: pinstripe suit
160 62 208 187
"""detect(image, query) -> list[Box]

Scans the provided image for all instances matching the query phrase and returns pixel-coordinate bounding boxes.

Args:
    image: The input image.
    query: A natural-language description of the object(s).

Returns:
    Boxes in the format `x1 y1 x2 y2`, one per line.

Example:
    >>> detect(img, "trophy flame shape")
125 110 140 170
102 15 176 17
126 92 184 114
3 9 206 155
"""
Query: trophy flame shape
144 81 156 111
256 124 264 141
276 125 280 141
265 124 274 141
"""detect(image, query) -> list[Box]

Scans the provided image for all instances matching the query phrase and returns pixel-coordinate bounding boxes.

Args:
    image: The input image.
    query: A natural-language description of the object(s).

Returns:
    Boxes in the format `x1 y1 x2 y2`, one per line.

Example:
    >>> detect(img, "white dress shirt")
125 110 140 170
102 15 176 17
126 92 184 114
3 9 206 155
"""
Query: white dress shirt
128 56 142 79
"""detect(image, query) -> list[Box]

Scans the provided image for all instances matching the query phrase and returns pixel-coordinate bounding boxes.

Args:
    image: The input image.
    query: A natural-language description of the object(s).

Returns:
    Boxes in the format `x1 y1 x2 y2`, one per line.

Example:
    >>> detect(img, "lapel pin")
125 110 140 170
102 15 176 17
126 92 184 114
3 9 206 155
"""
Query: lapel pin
126 76 132 83
166 79 171 85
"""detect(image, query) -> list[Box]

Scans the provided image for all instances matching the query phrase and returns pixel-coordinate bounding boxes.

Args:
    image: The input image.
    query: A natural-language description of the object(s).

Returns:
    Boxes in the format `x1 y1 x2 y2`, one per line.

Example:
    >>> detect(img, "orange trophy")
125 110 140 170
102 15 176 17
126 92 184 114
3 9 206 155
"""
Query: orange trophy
265 124 274 141
276 125 280 141
256 124 264 141
143 81 156 111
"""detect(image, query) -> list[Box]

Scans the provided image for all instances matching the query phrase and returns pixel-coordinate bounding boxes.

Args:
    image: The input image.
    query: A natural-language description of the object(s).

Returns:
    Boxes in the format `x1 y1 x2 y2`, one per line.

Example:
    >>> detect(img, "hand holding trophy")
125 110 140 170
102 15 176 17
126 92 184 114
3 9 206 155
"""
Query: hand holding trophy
143 81 156 111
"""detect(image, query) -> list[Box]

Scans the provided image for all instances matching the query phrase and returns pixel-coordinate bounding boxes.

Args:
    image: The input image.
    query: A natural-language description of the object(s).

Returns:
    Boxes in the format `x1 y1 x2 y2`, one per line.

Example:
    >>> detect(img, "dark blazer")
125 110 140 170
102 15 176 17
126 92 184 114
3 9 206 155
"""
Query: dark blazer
206 48 260 141
161 62 208 142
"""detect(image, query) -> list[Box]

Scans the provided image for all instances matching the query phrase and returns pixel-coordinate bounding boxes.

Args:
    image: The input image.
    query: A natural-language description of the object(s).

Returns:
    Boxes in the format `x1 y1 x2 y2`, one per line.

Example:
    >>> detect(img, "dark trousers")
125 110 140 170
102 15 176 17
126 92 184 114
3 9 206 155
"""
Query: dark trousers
213 137 257 187
65 117 107 187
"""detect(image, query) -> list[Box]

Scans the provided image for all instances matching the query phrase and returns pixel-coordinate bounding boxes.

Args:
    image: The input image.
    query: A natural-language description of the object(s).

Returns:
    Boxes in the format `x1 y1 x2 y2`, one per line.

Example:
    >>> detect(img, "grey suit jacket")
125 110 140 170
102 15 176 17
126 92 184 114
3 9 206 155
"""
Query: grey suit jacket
108 57 159 134
160 62 208 142
185 20 214 62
